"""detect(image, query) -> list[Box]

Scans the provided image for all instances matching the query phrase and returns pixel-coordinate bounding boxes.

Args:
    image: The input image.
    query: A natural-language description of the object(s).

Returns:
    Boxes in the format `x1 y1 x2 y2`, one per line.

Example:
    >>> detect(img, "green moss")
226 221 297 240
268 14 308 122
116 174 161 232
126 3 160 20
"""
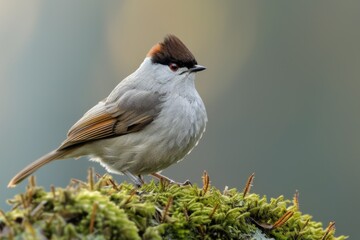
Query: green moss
0 173 347 239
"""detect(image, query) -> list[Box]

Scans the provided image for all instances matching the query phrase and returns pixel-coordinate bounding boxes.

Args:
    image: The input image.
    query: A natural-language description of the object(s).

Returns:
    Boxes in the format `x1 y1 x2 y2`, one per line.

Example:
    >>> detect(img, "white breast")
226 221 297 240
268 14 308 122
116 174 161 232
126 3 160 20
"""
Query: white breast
83 89 207 176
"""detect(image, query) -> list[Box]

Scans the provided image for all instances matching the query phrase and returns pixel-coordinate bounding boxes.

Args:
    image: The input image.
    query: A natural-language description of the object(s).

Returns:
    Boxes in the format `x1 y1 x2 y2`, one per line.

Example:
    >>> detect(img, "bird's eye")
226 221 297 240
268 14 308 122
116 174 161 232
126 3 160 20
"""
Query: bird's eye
169 63 179 72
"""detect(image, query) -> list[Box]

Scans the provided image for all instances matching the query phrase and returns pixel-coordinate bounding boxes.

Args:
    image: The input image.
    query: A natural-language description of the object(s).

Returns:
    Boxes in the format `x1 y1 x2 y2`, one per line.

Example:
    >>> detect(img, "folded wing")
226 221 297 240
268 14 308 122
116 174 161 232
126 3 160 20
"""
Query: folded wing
58 89 163 150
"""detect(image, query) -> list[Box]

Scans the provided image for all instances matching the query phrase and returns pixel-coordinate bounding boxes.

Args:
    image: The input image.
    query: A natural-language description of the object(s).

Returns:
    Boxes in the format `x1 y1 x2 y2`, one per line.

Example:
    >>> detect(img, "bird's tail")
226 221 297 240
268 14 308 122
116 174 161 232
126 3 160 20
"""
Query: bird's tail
8 150 68 188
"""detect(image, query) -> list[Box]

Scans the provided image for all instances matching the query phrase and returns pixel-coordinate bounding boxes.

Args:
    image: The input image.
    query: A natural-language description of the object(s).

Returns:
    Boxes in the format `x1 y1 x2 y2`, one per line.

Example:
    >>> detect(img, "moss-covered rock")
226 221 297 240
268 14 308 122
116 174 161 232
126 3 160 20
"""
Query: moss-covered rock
0 171 347 239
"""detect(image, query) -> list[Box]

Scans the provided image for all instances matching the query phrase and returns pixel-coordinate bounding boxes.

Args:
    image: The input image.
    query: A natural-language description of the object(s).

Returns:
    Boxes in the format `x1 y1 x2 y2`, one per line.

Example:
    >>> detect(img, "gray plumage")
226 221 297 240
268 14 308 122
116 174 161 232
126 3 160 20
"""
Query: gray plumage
8 35 207 187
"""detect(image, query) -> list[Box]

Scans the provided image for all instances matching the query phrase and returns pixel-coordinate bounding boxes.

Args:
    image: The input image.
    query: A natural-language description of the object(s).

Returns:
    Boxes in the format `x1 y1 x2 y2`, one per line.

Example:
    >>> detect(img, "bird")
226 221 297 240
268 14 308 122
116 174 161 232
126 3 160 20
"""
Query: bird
8 34 207 188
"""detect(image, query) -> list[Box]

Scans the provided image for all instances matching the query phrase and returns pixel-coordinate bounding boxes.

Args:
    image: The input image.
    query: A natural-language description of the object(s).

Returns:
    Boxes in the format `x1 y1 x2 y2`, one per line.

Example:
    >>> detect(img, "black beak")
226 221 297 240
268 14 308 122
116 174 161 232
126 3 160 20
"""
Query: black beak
189 65 206 73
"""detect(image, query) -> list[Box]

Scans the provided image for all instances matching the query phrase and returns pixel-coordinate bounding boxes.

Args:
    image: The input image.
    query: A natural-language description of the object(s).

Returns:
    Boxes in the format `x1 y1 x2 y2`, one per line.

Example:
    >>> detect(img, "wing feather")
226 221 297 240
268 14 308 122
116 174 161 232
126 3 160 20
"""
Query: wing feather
58 90 163 150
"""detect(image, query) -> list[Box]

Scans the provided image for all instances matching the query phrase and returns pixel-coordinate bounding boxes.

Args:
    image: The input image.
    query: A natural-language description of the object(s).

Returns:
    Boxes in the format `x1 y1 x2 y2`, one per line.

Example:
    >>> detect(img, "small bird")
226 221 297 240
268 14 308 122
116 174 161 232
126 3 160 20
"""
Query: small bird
8 34 207 188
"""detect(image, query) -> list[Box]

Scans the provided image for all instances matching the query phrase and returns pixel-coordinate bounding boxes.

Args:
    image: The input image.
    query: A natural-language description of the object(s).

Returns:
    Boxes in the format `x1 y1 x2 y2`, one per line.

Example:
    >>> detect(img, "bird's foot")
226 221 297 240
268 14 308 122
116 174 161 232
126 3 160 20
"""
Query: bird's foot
123 171 145 188
151 172 192 186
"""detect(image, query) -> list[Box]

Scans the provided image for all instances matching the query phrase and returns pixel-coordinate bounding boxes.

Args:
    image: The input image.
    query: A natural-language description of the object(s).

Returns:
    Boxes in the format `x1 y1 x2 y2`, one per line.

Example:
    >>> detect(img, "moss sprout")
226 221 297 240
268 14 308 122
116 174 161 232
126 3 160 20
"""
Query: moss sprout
0 171 347 239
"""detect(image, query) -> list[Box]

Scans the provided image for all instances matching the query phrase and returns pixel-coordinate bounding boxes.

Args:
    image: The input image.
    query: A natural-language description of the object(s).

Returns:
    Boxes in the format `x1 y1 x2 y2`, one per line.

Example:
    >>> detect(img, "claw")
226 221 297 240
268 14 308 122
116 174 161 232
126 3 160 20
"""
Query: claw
182 179 192 186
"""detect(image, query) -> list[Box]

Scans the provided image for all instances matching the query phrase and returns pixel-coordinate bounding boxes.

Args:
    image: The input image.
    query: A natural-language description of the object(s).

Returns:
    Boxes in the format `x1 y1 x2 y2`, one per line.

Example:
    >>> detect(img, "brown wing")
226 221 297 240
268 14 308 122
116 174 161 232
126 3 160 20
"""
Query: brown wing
58 90 163 150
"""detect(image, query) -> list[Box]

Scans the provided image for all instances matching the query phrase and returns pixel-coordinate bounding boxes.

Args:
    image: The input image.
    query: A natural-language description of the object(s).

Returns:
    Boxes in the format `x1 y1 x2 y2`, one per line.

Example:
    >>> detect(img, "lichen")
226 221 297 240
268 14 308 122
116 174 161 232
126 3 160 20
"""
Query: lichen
0 171 347 239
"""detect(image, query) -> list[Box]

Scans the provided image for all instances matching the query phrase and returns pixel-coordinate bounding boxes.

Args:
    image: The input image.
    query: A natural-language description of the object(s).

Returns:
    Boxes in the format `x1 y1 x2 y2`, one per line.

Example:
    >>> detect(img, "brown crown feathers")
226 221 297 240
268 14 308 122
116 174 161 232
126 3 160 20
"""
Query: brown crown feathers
147 34 197 69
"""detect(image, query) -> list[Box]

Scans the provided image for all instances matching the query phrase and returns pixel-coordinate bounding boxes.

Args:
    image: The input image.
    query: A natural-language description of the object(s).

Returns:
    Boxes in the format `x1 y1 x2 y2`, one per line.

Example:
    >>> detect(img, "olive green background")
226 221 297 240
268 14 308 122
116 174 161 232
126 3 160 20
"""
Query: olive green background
1 1 358 237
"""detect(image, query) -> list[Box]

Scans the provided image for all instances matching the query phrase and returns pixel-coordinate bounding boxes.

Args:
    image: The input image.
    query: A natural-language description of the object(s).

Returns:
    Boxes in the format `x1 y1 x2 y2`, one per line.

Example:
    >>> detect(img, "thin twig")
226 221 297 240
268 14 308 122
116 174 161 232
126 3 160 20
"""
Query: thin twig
243 173 255 198
293 190 299 210
108 179 120 191
321 221 336 240
201 171 210 196
272 211 294 229
161 196 173 223
183 207 189 222
124 189 137 205
294 218 310 240
29 175 36 188
209 203 219 219
88 167 94 191
20 194 28 209
71 178 88 187
89 202 98 234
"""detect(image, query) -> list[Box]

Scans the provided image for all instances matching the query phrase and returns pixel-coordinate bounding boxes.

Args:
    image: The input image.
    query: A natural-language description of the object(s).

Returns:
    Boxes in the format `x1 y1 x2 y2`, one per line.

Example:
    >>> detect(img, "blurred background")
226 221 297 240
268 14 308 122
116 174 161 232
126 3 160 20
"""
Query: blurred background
1 1 358 237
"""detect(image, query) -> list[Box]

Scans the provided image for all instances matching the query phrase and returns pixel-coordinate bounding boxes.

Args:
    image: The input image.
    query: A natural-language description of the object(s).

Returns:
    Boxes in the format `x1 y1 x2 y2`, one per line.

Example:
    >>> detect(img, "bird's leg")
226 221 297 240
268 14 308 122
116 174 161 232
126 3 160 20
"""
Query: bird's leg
138 175 145 184
123 171 144 188
151 172 191 186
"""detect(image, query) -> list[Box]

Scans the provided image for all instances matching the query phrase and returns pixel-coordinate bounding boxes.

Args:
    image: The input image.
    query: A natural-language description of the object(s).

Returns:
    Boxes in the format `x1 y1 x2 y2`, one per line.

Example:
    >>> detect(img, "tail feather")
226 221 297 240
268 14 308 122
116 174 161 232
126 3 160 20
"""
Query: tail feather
8 150 67 188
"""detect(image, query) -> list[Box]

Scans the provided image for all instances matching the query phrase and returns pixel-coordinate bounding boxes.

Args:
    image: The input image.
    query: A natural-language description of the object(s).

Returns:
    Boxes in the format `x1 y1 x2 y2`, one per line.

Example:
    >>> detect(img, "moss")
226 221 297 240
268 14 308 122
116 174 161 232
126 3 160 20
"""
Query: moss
0 171 347 239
